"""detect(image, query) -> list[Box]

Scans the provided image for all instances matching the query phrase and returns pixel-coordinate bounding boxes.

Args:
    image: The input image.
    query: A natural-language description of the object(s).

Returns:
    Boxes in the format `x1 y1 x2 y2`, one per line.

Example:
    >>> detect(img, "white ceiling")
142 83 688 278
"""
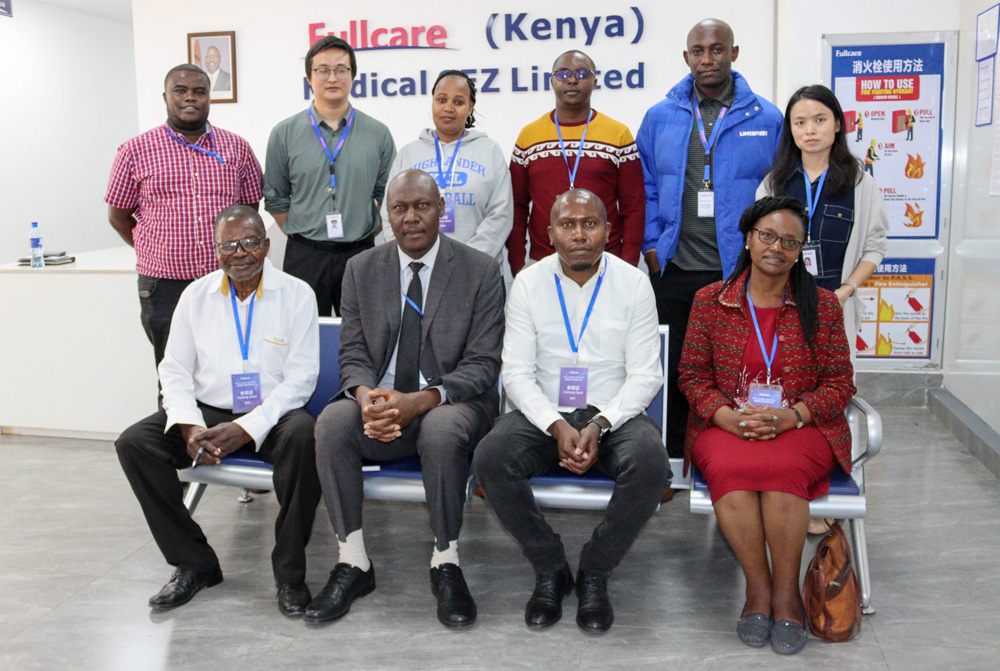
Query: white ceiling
37 0 132 23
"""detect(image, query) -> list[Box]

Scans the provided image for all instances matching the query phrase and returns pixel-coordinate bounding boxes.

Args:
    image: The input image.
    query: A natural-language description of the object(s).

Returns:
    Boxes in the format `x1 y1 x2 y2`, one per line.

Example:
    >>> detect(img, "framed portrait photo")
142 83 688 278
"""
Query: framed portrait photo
188 31 237 103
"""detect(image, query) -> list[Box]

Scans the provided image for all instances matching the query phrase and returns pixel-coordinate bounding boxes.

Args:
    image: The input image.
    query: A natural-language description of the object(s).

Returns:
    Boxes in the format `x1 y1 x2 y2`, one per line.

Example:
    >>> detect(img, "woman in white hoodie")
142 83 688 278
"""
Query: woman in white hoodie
382 70 514 280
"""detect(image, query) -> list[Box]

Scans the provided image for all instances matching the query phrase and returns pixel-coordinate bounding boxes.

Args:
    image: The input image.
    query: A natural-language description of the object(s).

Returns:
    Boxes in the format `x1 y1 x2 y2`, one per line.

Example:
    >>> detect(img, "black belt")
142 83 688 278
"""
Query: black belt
289 232 376 251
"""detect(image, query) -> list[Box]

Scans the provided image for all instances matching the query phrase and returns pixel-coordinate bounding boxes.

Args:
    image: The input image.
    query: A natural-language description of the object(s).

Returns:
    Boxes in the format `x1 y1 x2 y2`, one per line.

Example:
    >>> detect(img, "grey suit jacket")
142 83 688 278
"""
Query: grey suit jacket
212 69 232 92
336 234 505 418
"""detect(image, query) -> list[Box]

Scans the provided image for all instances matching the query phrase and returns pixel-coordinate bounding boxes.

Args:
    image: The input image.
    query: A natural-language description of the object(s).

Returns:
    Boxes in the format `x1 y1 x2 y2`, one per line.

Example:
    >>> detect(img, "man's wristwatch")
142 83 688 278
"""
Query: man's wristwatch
588 415 612 439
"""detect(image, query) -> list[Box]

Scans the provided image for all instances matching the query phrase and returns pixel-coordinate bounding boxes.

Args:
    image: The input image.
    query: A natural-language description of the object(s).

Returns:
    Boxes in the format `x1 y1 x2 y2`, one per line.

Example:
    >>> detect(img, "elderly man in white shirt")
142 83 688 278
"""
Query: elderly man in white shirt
473 188 671 634
116 204 322 617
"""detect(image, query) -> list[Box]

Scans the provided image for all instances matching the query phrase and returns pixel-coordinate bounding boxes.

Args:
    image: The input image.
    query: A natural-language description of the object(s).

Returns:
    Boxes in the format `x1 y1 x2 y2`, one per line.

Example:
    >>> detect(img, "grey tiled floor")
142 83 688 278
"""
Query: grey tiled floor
1 407 998 670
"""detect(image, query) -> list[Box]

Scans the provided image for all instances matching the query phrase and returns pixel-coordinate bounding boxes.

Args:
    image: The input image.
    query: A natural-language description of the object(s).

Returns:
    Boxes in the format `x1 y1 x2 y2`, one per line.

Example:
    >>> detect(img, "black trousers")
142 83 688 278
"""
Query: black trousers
137 275 193 368
472 408 670 577
315 399 493 551
116 405 322 584
283 234 375 317
649 263 722 458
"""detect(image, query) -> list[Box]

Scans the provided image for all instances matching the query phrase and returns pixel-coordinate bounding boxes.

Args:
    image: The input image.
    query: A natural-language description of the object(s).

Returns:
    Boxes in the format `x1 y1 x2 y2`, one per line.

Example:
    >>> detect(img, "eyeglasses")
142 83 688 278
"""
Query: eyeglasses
552 68 595 82
311 67 352 80
752 228 803 251
216 236 266 255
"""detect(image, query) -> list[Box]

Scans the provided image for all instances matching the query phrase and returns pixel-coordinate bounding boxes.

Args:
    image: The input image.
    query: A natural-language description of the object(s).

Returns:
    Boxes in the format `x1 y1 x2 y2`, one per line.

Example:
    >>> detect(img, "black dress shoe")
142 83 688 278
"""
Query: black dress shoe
302 563 375 624
429 563 477 628
575 570 614 633
276 582 312 617
525 562 574 629
148 566 223 610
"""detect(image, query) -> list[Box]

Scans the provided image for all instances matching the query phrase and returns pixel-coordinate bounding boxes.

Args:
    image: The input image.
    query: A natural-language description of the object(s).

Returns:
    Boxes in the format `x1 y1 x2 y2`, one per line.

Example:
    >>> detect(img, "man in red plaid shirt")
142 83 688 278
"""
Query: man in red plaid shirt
105 64 264 369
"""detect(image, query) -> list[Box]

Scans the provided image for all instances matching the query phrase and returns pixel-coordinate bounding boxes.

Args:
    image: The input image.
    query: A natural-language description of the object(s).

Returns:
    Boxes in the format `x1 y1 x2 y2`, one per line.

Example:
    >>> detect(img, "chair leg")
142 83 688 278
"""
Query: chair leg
849 518 875 615
237 488 255 504
183 483 207 514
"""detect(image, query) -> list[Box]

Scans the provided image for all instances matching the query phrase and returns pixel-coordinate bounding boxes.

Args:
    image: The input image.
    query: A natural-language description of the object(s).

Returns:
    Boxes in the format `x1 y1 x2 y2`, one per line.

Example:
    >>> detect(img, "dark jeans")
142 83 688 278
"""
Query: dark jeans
649 263 722 457
137 275 193 368
116 405 322 584
314 398 493 550
472 408 670 577
283 233 375 317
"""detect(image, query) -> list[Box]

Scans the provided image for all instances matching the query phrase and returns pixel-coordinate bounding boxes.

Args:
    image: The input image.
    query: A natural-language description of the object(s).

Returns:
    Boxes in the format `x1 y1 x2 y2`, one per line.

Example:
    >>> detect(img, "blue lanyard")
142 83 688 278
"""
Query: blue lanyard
747 290 780 384
308 106 355 193
554 258 607 354
229 280 256 367
433 131 464 191
167 126 224 164
691 94 728 185
802 167 828 241
400 266 423 317
554 111 593 189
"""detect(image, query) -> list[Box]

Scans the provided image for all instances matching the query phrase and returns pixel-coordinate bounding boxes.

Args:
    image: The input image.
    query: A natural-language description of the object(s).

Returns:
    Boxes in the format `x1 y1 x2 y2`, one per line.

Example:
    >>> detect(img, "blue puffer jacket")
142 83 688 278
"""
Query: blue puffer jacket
637 72 784 277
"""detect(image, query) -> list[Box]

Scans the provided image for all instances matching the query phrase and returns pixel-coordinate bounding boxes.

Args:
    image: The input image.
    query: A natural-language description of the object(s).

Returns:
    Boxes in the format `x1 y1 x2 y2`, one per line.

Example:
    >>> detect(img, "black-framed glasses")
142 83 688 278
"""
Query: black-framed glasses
215 236 266 255
752 228 803 251
312 67 352 80
552 68 595 81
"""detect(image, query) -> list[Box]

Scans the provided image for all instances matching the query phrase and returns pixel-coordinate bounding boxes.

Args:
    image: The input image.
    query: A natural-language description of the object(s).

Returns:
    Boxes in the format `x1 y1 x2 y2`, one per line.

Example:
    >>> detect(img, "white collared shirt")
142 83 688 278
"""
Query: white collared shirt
375 237 446 402
502 252 662 433
159 258 320 448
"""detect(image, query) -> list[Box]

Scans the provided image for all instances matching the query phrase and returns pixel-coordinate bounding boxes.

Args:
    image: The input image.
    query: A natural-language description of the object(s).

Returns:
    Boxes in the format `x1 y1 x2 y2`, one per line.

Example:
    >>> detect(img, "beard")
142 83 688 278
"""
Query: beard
570 260 598 272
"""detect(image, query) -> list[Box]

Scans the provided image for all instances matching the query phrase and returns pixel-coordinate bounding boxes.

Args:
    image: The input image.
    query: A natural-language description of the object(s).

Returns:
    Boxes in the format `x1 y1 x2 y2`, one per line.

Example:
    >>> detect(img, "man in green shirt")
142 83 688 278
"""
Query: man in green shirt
264 36 396 316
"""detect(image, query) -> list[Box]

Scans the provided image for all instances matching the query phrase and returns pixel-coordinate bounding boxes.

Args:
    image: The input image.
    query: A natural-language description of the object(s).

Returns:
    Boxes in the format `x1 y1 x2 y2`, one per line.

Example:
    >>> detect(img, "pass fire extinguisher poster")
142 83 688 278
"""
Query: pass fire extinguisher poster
856 258 934 359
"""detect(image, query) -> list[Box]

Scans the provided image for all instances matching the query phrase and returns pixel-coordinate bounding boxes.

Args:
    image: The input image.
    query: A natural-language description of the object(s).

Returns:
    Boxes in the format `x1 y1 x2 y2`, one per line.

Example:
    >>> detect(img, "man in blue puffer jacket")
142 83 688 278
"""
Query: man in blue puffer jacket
637 18 783 460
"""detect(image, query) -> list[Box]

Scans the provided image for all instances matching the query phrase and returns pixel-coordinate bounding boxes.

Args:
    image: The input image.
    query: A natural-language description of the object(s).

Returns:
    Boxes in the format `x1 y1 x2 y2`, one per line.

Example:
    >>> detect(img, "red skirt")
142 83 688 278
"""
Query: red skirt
691 426 836 503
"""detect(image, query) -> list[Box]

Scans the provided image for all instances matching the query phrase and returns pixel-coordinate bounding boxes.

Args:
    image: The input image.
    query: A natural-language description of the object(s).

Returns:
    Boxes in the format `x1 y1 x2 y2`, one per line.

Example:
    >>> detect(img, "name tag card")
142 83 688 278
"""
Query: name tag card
326 213 344 239
801 241 822 277
231 372 262 413
439 200 456 233
559 366 588 408
747 382 783 408
697 190 715 218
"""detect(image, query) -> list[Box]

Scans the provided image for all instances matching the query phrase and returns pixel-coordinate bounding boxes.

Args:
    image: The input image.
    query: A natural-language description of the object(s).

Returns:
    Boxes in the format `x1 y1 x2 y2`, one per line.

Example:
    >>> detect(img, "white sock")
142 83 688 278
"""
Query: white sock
338 529 371 572
430 539 459 568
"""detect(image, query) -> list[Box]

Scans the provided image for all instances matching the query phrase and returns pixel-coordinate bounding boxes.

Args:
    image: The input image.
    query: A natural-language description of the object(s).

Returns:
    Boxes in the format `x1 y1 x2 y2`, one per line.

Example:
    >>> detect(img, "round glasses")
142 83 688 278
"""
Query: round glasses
216 236 266 255
552 68 595 82
752 228 803 251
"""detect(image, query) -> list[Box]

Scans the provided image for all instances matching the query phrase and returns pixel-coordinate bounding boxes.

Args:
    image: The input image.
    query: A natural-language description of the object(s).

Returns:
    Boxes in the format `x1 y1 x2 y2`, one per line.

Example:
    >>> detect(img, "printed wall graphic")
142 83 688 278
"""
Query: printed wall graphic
0 0 11 18
856 257 934 359
832 43 945 239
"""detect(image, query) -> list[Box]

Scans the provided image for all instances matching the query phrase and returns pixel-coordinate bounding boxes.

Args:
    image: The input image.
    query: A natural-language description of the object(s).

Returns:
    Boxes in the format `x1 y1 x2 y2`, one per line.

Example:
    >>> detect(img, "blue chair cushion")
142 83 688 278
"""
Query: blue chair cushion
220 448 273 470
691 465 859 496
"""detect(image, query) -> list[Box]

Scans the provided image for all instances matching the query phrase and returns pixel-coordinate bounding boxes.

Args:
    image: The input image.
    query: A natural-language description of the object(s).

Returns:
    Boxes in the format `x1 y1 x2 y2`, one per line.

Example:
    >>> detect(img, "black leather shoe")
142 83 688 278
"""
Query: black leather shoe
575 570 614 633
148 566 223 610
429 563 477 628
276 582 312 617
525 562 574 629
302 563 376 624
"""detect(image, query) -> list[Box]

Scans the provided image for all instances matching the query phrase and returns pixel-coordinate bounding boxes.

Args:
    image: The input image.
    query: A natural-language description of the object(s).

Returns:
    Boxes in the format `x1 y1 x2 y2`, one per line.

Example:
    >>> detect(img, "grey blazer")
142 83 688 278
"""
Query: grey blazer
336 234 505 418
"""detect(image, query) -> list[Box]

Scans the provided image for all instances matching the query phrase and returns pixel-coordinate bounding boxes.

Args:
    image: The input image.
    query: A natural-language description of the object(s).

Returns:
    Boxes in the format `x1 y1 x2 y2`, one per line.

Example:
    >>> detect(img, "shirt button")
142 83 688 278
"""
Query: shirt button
193 172 198 177
778 336 786 342
754 106 759 111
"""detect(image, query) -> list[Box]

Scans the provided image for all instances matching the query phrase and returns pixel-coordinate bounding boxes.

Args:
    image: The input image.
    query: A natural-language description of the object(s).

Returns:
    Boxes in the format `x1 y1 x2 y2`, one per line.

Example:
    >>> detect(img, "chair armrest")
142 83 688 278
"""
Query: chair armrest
847 396 882 469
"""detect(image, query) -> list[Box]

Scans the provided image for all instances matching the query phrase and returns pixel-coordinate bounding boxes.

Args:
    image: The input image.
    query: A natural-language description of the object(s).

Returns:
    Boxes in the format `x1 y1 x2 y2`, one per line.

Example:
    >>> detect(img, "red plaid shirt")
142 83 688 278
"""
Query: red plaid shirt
105 123 264 280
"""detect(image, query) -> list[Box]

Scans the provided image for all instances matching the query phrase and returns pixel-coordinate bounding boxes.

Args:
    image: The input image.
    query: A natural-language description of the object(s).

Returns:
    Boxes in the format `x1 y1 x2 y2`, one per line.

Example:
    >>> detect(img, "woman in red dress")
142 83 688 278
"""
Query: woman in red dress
678 196 855 654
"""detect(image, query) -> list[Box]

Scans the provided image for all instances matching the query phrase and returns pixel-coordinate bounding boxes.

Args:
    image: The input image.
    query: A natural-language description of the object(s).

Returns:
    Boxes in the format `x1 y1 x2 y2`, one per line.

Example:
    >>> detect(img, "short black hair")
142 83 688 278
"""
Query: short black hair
306 36 357 80
164 64 209 89
432 70 478 129
215 204 265 237
552 50 596 73
550 188 607 226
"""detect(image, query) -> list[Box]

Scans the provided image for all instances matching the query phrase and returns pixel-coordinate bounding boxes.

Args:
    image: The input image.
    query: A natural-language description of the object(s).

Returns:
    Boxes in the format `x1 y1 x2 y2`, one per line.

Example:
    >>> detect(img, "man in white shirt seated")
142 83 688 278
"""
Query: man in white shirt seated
472 188 671 634
116 204 322 617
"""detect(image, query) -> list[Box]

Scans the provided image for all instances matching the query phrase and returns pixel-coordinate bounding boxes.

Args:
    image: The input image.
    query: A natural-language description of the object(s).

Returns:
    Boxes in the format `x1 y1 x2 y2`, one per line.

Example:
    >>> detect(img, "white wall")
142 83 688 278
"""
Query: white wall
0 0 138 264
942 0 1000 433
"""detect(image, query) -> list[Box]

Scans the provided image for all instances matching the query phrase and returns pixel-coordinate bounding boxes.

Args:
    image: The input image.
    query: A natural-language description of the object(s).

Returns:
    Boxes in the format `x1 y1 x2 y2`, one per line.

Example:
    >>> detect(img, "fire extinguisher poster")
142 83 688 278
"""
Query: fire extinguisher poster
831 42 945 239
857 257 934 359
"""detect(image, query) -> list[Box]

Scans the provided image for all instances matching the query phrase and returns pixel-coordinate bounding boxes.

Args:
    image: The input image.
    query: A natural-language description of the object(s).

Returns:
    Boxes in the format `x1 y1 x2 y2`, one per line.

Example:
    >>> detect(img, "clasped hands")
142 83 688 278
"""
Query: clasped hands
548 418 601 475
712 404 799 441
182 422 252 466
356 386 440 443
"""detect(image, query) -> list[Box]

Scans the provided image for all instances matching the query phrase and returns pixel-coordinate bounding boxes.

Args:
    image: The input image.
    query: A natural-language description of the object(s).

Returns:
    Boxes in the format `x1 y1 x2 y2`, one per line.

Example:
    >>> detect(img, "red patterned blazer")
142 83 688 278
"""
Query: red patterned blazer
678 269 856 475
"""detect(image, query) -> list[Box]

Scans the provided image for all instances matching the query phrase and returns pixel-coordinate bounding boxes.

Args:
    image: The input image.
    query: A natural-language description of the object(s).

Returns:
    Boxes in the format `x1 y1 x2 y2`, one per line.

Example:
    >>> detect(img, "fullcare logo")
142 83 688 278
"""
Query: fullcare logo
309 20 449 50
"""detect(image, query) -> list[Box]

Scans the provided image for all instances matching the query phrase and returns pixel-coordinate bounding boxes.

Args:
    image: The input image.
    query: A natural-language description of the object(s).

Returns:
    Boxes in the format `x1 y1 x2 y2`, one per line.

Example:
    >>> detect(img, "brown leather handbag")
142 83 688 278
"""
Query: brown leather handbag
803 522 862 642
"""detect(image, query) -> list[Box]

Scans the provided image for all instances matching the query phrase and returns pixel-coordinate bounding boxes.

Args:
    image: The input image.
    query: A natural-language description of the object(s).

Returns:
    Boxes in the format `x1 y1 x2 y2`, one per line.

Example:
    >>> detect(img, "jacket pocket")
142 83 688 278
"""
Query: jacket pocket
817 204 854 244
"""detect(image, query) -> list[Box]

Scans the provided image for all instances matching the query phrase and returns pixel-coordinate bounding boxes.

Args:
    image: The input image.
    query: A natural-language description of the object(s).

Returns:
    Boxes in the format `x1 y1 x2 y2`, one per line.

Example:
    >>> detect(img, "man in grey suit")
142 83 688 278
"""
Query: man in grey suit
305 169 505 629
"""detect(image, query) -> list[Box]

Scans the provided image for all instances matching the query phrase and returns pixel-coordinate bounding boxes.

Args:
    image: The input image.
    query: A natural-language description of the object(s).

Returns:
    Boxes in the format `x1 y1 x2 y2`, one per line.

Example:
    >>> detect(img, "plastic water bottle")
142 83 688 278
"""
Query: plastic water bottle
30 222 45 269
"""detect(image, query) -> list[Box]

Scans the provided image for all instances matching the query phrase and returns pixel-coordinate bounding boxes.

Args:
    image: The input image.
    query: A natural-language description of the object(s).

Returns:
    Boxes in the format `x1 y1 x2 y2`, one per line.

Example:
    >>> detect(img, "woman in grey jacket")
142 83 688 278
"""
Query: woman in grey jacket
758 85 888 356
382 70 513 280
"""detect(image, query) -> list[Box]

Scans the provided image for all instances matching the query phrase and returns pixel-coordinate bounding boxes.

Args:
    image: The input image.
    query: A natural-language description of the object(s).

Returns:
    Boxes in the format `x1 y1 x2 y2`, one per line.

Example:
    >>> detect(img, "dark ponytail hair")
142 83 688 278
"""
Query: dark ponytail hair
432 70 477 129
722 196 820 352
766 85 861 197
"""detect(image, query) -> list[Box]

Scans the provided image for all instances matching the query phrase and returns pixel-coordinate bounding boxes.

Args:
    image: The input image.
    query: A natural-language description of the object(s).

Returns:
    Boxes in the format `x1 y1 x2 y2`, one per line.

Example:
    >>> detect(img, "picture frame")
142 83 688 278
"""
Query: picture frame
187 31 237 103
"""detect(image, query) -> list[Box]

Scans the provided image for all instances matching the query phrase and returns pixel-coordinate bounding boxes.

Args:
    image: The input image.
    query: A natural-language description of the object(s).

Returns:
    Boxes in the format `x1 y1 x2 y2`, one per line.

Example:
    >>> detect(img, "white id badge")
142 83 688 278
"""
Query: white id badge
558 367 588 408
801 241 822 277
326 213 344 239
440 200 456 233
747 382 783 408
697 190 715 217
231 372 262 413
